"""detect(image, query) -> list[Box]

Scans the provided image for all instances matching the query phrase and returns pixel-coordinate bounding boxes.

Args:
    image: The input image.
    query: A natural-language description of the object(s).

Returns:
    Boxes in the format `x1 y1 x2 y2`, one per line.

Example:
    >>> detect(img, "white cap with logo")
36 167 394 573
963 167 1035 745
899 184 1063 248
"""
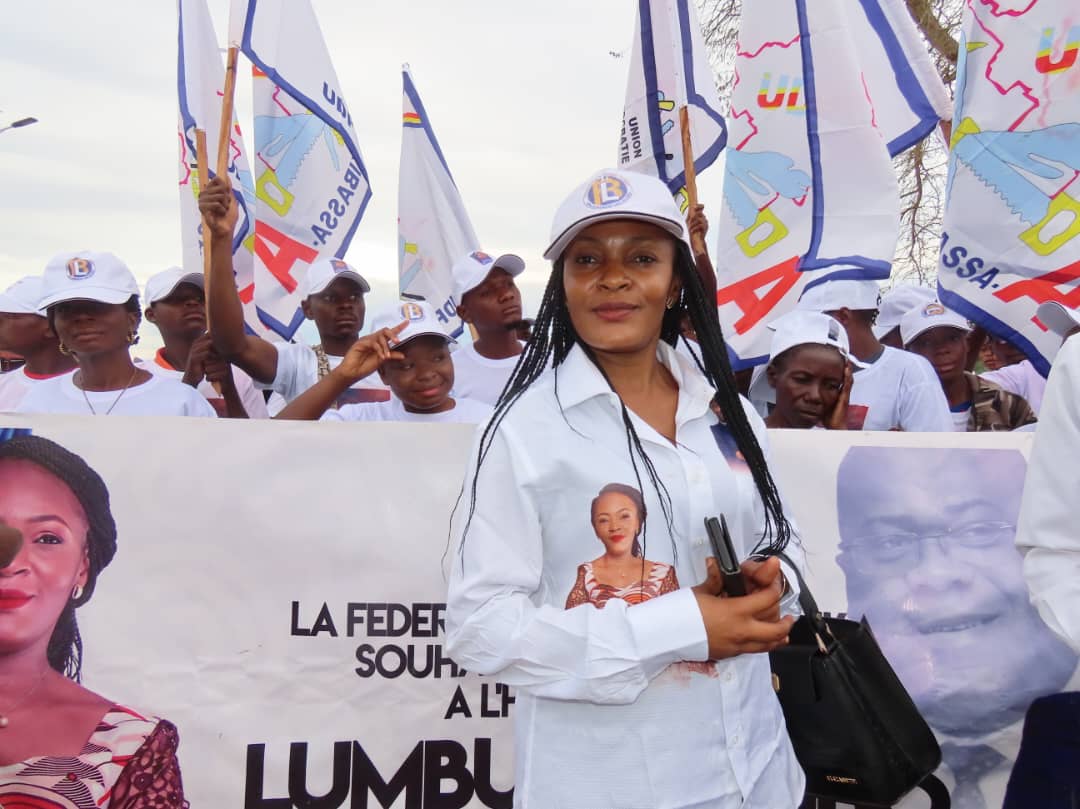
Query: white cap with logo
873 284 937 339
1036 301 1080 338
145 267 205 305
451 251 526 306
0 276 47 316
303 258 371 298
371 300 456 349
543 168 692 261
796 279 882 313
38 251 141 311
900 301 971 346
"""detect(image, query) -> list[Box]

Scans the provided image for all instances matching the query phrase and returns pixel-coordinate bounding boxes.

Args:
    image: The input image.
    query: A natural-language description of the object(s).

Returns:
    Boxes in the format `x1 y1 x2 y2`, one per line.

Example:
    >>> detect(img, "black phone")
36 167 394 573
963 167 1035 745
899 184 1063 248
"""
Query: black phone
704 515 746 596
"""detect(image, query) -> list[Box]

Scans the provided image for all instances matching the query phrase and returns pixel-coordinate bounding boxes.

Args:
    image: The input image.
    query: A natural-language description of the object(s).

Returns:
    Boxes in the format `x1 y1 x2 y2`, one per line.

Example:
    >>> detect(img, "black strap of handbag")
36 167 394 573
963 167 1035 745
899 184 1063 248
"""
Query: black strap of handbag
773 550 831 641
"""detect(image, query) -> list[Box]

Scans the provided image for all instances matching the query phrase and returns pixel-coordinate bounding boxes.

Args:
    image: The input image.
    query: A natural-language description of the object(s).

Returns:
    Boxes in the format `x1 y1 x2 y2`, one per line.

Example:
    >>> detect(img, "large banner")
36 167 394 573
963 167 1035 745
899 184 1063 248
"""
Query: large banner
0 418 1071 809
937 0 1080 377
716 0 950 368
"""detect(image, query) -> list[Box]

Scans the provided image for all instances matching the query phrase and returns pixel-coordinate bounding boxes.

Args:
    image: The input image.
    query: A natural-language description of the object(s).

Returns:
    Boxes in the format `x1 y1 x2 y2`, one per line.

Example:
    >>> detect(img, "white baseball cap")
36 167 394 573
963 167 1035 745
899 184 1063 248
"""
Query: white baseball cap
796 279 881 313
900 301 971 346
38 251 141 311
303 258 371 298
1036 301 1080 337
145 266 205 305
768 310 866 368
371 300 456 349
451 250 526 305
0 276 46 316
543 168 692 261
873 284 937 339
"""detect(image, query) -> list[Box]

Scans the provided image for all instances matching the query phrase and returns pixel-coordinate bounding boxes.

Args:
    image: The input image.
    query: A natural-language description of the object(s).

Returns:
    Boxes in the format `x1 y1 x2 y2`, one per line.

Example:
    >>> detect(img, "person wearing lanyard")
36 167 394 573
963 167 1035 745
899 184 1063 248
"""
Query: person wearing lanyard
446 169 805 809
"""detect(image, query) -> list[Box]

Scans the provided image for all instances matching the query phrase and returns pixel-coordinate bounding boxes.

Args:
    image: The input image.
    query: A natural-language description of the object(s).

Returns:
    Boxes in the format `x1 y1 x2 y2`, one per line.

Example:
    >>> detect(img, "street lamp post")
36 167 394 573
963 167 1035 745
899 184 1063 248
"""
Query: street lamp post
0 117 38 135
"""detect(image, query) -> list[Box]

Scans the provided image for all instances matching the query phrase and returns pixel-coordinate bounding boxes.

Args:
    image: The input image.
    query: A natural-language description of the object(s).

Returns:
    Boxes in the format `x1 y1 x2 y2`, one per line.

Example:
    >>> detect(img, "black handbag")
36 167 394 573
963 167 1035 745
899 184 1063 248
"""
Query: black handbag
769 553 942 806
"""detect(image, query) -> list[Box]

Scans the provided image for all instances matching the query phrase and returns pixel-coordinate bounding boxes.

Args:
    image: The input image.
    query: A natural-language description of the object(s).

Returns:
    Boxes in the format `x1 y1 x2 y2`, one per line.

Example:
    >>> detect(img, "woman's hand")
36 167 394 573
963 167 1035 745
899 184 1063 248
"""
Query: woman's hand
824 360 853 430
693 557 794 659
330 320 408 385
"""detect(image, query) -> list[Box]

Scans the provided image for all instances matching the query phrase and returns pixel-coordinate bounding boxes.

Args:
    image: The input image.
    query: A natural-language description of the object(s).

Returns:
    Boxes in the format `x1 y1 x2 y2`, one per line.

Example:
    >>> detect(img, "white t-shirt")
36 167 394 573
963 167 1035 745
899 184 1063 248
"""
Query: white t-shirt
950 406 971 432
848 346 953 431
145 349 269 418
0 368 76 412
15 373 218 417
322 395 492 424
450 342 523 405
982 359 1046 415
261 342 390 407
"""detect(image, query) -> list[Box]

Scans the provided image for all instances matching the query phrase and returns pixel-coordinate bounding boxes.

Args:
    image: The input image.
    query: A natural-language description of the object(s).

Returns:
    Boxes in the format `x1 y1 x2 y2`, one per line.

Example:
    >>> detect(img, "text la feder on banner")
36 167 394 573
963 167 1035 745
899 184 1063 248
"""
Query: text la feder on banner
239 0 373 340
937 0 1080 377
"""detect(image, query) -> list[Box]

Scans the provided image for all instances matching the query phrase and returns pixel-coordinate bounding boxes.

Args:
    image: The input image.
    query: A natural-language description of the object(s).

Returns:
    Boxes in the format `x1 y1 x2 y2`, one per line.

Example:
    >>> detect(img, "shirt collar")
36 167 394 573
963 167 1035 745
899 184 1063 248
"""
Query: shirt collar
553 341 716 422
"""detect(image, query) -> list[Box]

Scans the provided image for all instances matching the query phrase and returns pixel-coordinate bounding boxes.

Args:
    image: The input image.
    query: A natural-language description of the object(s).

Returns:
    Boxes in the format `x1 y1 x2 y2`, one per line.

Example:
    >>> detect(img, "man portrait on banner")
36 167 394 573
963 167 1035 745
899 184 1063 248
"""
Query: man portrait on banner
835 446 1078 809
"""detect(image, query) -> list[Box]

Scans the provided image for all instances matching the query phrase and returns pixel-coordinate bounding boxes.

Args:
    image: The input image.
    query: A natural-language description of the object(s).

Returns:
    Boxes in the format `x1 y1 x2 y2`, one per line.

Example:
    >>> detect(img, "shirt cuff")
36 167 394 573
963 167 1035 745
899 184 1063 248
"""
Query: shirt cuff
627 587 709 665
778 558 803 616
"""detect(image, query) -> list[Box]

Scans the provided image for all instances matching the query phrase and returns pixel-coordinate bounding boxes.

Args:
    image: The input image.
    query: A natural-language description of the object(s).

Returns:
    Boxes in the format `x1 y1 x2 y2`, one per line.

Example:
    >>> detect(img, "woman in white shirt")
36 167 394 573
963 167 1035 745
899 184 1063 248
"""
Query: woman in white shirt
447 170 805 809
16 251 216 418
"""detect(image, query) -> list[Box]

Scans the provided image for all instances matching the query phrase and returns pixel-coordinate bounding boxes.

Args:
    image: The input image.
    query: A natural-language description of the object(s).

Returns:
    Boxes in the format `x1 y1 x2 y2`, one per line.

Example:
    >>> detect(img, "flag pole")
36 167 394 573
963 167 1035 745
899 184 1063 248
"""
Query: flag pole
195 128 223 393
215 46 239 177
679 106 707 257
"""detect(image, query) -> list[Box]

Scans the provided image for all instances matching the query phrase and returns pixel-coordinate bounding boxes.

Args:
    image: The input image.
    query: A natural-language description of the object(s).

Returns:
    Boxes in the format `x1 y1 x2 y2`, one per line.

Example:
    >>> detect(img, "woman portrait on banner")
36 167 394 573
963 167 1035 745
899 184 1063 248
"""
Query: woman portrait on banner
446 169 807 808
0 434 187 808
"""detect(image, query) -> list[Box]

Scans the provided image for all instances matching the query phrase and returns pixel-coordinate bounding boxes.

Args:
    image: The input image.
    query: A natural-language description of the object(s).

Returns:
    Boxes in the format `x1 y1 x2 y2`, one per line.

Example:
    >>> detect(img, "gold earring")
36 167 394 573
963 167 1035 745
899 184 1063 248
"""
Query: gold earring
59 342 72 356
72 585 84 601
126 331 137 345
665 297 676 310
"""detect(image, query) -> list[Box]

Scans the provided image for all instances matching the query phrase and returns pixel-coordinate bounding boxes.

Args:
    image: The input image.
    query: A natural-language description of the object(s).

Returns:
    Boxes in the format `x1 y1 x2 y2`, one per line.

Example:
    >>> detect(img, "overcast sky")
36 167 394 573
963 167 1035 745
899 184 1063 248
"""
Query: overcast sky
0 0 726 352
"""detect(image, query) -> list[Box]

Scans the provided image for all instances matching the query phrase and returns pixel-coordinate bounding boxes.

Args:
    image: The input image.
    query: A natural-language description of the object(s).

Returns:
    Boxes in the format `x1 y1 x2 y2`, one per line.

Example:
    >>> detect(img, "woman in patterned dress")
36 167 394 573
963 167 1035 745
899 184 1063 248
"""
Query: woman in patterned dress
0 434 186 808
565 483 678 609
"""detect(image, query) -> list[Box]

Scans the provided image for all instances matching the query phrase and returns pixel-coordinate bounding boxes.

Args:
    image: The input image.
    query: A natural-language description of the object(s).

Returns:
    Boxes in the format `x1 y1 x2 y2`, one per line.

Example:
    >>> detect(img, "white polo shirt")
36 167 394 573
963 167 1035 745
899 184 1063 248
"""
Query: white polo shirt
259 342 390 407
449 341 524 405
15 373 217 417
0 368 76 412
447 342 804 809
145 349 269 418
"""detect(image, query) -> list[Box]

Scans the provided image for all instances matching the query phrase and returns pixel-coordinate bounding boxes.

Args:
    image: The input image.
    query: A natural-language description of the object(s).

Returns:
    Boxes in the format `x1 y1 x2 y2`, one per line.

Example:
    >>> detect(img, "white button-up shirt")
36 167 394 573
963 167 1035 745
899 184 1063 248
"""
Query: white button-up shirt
447 342 805 809
1018 335 1080 651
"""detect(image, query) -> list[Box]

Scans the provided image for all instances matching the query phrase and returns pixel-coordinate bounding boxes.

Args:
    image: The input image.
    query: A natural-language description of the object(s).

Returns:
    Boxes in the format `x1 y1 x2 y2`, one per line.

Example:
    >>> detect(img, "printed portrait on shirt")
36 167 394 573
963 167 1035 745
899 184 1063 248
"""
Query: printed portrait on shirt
835 446 1077 804
564 483 679 609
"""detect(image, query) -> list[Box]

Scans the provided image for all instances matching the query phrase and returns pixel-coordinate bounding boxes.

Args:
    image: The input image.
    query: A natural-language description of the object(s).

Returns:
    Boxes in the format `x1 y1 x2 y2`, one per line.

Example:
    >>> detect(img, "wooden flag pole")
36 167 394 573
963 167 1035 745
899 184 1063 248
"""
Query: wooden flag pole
679 106 707 257
195 128 223 393
215 46 239 178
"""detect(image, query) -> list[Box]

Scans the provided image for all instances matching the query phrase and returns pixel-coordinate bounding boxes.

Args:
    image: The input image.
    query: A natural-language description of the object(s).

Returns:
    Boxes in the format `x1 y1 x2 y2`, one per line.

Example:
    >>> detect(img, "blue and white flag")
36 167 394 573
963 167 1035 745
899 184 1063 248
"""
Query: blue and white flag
938 0 1080 376
398 67 479 339
618 0 727 211
176 0 259 333
239 0 372 339
715 0 951 368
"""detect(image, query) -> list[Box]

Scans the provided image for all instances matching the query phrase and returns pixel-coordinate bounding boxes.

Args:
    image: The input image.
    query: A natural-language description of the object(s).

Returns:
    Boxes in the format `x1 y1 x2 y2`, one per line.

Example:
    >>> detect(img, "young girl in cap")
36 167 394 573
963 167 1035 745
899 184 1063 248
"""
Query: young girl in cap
447 169 805 808
276 300 491 424
16 252 216 417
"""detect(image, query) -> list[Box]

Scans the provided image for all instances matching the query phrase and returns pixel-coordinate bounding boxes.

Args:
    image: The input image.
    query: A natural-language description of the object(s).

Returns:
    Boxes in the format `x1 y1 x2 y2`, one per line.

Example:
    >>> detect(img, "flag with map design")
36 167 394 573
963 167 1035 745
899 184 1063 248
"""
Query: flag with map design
239 0 372 339
937 0 1080 376
715 0 950 369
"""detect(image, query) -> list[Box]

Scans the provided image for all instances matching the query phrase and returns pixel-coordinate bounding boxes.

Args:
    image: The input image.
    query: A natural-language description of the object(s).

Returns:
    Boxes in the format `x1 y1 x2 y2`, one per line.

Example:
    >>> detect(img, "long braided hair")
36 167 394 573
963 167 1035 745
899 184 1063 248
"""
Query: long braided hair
0 434 118 680
460 236 792 561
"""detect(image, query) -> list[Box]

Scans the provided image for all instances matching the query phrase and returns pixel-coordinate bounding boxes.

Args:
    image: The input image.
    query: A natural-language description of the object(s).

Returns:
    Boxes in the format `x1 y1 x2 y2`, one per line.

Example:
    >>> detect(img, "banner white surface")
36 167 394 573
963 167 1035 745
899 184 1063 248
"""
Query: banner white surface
1 419 1071 809
937 0 1080 377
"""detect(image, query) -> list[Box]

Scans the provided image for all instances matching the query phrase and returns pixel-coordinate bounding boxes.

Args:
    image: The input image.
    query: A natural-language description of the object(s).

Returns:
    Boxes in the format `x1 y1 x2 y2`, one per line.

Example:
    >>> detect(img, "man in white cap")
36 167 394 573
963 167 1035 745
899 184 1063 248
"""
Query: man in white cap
449 250 527 405
873 283 936 349
0 276 77 411
277 300 491 424
901 301 1036 432
143 267 268 418
797 279 951 430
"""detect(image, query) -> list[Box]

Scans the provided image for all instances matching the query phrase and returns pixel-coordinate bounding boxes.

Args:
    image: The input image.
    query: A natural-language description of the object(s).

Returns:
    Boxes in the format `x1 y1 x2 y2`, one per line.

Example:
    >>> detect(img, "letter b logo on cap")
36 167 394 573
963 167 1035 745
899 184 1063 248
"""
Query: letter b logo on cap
66 258 95 280
584 175 631 209
399 302 425 321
